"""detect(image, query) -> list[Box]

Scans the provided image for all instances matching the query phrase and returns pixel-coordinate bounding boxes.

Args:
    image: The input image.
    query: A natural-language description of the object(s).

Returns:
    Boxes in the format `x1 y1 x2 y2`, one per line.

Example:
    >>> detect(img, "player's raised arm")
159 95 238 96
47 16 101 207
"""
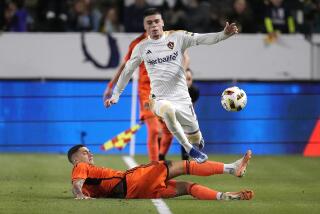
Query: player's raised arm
103 60 126 103
181 22 238 50
103 33 146 105
104 46 143 108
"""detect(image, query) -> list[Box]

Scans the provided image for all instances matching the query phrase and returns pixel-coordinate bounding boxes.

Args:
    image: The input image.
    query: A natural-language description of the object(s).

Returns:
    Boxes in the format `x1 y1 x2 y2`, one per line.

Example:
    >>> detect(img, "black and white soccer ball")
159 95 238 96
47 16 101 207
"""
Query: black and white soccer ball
221 86 247 112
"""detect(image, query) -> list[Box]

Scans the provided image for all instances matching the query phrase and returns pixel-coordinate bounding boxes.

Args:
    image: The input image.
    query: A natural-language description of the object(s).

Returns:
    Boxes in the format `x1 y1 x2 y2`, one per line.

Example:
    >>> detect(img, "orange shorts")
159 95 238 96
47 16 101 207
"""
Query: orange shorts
125 161 169 199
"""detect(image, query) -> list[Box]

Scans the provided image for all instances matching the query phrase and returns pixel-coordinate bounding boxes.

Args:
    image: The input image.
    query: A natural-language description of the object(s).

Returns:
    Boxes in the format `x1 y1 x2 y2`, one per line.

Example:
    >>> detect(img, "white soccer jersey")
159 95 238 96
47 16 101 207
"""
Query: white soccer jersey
113 30 229 103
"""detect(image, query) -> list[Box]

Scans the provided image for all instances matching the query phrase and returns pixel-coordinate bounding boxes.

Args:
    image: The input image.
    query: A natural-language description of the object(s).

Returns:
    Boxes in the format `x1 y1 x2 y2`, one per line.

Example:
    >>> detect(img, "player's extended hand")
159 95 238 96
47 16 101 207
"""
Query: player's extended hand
75 195 95 200
104 97 118 108
224 22 239 36
103 86 113 103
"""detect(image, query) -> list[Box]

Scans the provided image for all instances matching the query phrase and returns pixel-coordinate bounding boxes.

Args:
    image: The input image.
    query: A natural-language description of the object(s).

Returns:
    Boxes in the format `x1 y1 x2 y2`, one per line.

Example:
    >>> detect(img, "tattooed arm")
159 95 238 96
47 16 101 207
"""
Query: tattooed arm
72 179 92 199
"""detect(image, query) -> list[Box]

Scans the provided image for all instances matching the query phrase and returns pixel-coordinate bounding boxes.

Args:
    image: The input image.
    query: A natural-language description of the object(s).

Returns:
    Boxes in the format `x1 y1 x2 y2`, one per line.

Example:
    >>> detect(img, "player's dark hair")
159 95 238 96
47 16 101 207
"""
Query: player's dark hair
143 8 161 19
67 144 85 163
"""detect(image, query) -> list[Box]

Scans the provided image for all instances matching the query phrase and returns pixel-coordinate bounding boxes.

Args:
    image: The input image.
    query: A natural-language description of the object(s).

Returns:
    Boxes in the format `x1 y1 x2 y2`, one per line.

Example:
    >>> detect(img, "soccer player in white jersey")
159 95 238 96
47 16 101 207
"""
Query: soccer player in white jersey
105 8 239 163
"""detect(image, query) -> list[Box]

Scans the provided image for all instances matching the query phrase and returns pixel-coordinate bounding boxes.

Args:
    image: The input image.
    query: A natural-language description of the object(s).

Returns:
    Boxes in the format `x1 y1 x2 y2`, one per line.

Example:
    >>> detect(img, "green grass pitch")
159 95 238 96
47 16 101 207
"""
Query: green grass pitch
0 153 320 214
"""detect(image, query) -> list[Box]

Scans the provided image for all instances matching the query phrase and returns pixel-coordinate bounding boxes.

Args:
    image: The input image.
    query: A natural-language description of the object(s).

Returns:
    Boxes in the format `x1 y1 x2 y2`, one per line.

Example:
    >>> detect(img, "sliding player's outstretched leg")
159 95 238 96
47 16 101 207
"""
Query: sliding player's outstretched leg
166 151 252 179
159 180 254 200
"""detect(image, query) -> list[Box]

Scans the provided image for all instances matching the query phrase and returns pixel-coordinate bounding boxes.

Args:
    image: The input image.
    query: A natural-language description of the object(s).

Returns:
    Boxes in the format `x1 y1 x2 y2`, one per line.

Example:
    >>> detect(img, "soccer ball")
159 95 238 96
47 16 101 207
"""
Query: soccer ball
221 86 247 112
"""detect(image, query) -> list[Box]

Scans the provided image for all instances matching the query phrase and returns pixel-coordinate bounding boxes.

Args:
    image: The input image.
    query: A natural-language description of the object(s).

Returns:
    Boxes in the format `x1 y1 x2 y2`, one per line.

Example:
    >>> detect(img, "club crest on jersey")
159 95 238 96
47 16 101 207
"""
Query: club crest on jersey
167 41 174 49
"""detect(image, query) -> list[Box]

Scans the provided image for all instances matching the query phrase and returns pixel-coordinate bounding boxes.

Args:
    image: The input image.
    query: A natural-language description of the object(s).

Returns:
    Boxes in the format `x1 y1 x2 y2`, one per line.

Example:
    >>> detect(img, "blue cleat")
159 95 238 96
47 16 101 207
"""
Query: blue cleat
189 147 208 163
193 138 205 150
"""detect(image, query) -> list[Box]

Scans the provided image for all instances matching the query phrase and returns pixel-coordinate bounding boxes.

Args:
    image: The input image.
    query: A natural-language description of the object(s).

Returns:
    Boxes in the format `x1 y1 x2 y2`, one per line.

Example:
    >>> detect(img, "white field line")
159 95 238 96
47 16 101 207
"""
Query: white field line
122 156 173 214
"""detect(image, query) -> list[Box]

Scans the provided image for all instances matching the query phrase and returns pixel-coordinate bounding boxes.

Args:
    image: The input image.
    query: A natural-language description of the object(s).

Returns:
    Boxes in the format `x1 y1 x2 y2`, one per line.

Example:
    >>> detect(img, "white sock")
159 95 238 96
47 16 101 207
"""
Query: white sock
224 155 244 174
162 110 193 153
216 192 223 200
223 163 235 174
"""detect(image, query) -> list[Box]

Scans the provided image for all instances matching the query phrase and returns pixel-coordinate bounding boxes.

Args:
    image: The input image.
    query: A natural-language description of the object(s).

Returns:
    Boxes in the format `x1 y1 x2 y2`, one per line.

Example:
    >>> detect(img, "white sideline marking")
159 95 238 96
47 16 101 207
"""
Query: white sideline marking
122 156 173 214
150 199 172 214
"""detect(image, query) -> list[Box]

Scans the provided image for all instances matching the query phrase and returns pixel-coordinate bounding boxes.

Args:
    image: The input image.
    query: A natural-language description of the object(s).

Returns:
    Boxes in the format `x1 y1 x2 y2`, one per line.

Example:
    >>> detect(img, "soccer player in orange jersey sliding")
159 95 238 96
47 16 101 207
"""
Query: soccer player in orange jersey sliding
68 144 253 200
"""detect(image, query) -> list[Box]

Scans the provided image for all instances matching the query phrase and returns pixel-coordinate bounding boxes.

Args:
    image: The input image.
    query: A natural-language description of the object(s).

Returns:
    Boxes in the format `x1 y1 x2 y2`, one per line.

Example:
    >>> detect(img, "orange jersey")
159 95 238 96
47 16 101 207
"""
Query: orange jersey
71 162 125 198
124 33 153 119
71 161 169 199
125 161 168 199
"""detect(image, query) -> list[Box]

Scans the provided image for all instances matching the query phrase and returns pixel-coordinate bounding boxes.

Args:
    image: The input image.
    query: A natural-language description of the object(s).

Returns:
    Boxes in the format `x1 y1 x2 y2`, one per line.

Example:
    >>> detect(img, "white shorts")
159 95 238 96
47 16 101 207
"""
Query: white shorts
152 99 200 134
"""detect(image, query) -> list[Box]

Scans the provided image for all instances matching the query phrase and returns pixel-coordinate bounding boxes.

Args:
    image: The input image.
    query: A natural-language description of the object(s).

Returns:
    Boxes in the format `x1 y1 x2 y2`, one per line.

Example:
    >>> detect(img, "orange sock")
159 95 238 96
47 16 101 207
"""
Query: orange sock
145 118 159 161
159 121 173 155
184 160 224 176
188 183 218 200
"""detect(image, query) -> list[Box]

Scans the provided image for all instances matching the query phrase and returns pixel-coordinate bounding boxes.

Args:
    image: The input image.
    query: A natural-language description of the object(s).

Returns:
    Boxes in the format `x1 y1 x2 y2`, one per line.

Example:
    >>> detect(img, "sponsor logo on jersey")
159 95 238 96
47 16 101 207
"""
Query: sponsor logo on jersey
147 51 178 65
167 41 174 49
146 50 152 54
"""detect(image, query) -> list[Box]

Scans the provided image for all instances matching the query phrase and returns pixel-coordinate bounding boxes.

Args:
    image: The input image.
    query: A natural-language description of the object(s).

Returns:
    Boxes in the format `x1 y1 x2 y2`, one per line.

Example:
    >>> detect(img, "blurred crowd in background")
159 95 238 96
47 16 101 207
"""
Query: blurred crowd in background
1 0 320 35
